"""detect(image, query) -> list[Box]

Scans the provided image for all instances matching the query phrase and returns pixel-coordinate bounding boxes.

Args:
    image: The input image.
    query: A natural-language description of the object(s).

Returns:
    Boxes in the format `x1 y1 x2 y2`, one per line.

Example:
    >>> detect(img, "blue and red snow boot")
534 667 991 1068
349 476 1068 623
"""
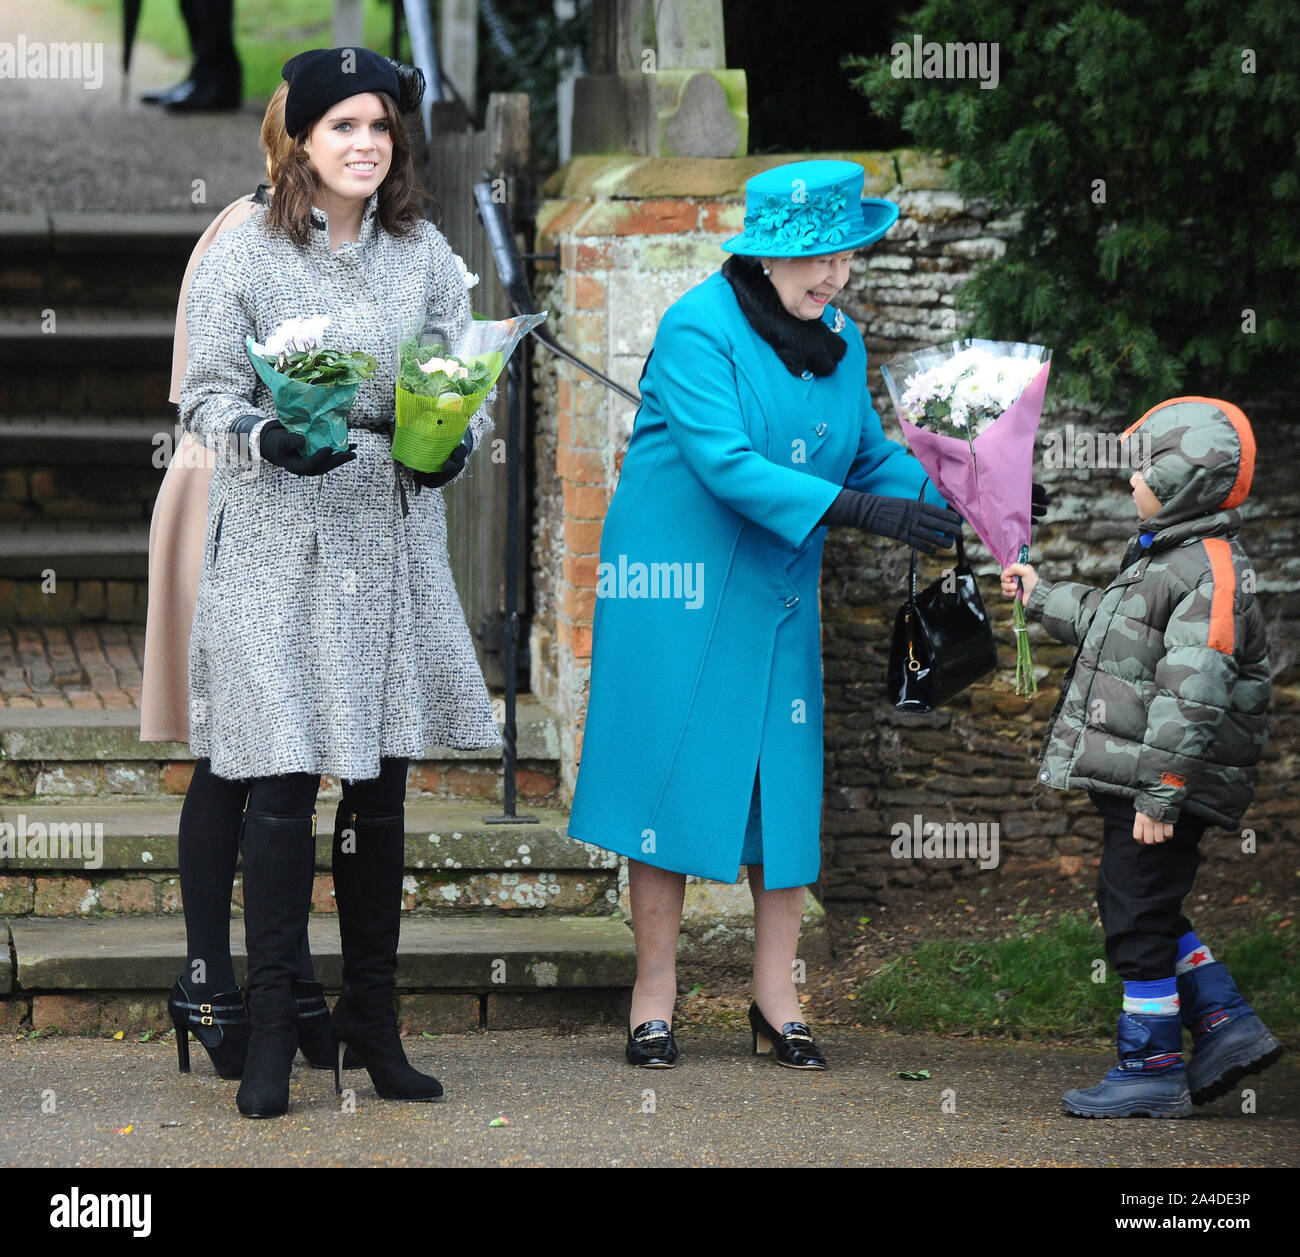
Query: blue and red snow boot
1062 1011 1193 1118
1178 961 1283 1105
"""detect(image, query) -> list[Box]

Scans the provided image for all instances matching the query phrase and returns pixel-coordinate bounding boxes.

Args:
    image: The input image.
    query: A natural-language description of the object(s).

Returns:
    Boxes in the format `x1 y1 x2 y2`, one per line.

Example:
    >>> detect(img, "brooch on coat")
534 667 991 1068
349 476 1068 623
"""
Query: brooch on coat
831 309 845 334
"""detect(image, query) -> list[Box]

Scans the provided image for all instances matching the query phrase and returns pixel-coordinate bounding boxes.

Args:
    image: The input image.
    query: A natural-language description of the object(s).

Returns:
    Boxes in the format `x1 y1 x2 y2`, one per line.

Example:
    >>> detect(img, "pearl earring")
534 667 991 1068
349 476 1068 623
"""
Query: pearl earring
762 265 771 275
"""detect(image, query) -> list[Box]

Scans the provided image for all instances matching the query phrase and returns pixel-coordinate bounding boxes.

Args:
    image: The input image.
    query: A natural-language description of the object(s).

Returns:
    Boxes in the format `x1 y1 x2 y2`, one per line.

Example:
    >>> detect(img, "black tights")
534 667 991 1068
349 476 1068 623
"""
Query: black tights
246 757 408 818
177 757 407 993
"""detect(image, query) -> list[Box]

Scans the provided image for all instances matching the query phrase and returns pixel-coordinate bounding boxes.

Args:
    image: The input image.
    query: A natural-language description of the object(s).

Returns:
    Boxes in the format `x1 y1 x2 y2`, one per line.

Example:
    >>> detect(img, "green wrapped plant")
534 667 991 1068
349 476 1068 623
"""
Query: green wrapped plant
245 315 376 456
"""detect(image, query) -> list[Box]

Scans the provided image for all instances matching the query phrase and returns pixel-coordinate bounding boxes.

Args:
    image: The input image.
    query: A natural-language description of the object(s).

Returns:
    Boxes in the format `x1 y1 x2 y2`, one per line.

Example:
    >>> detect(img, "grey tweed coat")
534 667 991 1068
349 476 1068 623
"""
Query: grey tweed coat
179 192 500 782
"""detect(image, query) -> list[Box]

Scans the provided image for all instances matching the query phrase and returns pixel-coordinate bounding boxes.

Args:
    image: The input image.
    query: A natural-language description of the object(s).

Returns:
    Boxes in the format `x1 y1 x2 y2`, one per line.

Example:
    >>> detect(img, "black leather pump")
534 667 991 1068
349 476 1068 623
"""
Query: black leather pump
748 1001 828 1070
168 978 248 1079
626 1019 679 1068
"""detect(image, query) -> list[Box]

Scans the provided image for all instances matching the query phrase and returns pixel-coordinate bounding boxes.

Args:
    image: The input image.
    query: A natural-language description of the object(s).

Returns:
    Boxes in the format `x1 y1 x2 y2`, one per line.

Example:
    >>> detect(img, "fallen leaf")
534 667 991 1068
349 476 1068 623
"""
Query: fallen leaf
897 1069 931 1081
113 1124 133 1135
112 1031 124 1041
489 1117 509 1127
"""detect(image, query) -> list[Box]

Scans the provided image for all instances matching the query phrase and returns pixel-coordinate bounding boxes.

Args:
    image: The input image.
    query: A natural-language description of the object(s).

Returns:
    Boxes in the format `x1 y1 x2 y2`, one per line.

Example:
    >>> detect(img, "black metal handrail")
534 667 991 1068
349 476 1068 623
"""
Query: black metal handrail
474 185 641 405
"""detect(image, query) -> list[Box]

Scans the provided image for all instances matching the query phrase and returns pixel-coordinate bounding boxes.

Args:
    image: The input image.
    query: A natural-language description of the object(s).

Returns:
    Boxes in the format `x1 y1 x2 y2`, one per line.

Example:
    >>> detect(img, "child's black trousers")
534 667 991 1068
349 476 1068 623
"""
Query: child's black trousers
1088 790 1212 981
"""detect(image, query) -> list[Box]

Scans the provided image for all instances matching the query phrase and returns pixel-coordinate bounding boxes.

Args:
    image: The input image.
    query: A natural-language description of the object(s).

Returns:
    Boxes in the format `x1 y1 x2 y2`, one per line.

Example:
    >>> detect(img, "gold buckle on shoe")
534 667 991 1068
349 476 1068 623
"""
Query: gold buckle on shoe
201 1016 214 1025
200 1004 212 1013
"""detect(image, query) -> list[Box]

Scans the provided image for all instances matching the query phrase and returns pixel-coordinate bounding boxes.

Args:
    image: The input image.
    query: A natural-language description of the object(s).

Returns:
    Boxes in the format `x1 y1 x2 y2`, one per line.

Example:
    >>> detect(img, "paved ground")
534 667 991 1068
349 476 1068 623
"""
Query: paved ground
0 625 144 710
2 1028 1297 1168
2 0 267 214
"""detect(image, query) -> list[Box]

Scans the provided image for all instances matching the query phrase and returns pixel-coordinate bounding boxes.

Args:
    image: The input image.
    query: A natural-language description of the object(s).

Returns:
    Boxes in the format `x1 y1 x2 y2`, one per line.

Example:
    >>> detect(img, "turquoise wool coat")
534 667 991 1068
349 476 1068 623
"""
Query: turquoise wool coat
566 272 944 889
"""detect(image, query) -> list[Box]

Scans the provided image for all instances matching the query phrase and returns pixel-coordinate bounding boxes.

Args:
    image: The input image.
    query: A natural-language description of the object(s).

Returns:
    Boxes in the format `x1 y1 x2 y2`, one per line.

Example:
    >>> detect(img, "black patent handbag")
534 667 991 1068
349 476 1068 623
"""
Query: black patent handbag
887 485 998 712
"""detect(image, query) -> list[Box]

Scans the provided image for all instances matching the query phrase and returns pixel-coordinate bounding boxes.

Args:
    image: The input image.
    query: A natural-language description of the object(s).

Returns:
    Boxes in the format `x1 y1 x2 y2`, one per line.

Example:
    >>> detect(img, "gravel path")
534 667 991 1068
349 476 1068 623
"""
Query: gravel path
3 1029 1296 1168
3 0 266 213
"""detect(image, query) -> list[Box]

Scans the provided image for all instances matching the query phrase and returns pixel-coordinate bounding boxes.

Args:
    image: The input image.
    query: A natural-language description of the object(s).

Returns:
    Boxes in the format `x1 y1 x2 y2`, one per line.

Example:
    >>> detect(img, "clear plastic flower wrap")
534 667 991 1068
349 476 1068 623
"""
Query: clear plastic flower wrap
881 339 1053 697
393 312 547 472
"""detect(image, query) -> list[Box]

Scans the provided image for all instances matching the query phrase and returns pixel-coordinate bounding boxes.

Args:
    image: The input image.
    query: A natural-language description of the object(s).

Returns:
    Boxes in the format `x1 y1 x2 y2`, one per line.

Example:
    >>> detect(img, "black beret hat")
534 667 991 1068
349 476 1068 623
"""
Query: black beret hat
281 47 401 138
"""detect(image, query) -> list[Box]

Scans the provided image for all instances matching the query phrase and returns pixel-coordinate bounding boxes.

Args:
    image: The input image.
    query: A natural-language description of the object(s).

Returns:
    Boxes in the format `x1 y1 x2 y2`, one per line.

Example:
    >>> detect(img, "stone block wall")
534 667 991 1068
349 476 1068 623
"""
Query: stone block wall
530 152 1299 913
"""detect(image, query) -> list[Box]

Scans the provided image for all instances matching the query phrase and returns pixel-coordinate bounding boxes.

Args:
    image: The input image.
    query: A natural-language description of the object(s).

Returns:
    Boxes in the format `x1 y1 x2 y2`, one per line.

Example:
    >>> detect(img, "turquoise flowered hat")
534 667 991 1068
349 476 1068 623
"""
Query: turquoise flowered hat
722 159 899 257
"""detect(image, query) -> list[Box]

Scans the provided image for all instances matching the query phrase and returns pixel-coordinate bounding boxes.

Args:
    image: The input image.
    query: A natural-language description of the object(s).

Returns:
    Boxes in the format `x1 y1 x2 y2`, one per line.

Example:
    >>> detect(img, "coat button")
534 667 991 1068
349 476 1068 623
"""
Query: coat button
1039 771 1050 781
814 423 828 436
801 369 814 381
783 595 800 608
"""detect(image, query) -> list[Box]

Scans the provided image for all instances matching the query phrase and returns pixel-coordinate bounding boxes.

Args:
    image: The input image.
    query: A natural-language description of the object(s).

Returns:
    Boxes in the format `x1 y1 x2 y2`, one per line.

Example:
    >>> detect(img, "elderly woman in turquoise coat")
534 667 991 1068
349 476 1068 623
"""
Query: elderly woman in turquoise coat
567 161 960 1071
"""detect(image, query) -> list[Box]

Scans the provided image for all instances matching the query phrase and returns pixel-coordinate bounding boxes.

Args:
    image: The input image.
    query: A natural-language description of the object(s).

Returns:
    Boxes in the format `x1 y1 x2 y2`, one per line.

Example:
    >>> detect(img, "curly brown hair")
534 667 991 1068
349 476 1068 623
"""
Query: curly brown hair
265 90 420 247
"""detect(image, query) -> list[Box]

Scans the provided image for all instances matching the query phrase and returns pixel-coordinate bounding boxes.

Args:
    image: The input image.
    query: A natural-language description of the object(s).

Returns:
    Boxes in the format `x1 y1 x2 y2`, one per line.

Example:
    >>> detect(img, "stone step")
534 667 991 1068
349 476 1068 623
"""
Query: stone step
0 213 200 313
0 314 176 366
7 914 634 990
0 914 635 1032
0 521 151 580
0 799 602 874
0 416 171 467
0 212 209 257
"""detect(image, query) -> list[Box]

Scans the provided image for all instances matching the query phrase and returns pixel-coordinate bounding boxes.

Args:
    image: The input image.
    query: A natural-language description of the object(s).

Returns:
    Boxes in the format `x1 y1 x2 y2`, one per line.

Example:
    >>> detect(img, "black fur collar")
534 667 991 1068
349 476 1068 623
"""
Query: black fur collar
721 255 847 378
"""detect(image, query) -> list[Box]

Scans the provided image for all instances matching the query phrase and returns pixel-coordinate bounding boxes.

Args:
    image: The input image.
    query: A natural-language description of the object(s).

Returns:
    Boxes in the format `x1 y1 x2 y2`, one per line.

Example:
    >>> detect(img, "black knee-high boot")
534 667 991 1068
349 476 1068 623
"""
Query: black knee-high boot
236 810 317 1118
330 804 442 1101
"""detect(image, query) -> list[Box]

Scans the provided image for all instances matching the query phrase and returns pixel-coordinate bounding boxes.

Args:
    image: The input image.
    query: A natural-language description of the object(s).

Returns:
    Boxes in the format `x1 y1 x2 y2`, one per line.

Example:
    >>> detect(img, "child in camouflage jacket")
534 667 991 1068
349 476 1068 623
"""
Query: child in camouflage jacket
1002 396 1281 1118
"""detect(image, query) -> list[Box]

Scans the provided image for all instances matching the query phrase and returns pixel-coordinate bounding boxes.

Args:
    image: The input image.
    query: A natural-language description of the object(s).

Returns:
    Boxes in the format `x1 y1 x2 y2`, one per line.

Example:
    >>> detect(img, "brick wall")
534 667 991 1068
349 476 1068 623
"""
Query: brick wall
530 153 1299 912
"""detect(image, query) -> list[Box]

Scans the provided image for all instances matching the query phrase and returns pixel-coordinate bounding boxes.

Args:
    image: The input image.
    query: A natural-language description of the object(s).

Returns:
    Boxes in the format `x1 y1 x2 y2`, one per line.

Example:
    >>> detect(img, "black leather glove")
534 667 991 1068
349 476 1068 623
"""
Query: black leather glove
820 488 962 556
412 431 474 489
258 420 356 476
1032 480 1050 521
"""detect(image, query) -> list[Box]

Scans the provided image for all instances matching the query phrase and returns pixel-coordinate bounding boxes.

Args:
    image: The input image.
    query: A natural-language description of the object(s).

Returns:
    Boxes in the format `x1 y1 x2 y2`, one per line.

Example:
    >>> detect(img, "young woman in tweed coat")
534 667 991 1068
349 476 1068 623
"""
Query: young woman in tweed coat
179 47 498 1118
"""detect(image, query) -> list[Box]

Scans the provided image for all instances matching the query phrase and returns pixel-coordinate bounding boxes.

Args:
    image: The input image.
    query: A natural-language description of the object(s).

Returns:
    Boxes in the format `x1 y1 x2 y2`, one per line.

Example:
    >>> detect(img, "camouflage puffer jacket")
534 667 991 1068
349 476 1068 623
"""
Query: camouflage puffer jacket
1026 397 1270 828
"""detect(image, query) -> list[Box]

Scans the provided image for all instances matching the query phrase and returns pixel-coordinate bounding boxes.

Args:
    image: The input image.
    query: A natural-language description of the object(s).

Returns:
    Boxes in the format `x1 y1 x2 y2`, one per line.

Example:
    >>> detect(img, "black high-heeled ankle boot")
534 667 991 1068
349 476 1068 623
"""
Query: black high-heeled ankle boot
330 806 442 1102
168 978 248 1078
235 810 318 1118
748 1001 828 1070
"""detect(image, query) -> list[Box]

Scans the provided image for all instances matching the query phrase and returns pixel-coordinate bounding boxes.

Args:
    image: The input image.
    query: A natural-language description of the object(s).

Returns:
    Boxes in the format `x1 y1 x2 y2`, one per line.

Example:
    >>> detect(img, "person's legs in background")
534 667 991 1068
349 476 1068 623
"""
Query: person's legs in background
142 0 242 111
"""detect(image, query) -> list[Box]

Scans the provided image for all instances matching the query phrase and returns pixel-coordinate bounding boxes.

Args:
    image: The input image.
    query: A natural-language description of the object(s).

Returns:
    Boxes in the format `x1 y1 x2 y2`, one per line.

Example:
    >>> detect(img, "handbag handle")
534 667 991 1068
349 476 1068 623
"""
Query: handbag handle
908 478 965 602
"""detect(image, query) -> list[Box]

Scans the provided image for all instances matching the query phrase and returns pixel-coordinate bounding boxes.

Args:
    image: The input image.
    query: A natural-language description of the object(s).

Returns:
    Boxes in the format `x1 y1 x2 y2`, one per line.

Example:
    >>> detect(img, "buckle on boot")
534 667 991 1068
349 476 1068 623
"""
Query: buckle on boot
201 1016 214 1025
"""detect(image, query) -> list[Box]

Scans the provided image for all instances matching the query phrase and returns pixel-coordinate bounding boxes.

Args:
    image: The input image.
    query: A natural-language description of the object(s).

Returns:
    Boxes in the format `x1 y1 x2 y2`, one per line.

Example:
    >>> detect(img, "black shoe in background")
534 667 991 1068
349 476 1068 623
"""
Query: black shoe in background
164 72 241 113
141 76 197 105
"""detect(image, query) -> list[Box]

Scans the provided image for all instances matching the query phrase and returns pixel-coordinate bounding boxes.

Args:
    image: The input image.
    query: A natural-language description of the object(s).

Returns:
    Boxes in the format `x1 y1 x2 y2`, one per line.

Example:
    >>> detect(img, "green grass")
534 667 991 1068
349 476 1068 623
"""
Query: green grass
858 911 1300 1043
64 0 399 101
